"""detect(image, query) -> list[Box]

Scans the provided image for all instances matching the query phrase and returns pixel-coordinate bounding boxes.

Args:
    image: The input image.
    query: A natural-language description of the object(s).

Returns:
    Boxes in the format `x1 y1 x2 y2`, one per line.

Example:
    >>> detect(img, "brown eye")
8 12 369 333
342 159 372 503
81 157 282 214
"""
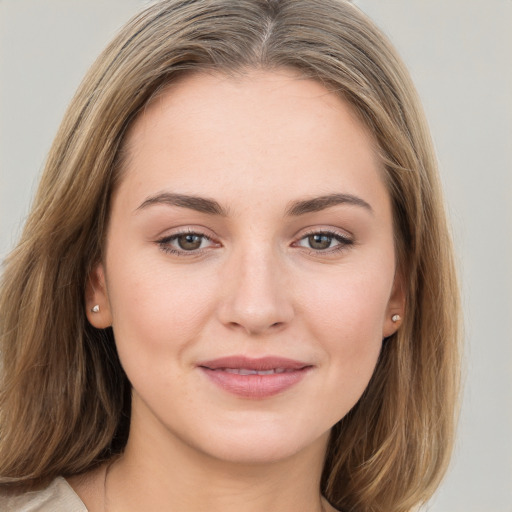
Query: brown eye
308 234 334 250
295 231 353 254
177 234 204 250
157 232 214 255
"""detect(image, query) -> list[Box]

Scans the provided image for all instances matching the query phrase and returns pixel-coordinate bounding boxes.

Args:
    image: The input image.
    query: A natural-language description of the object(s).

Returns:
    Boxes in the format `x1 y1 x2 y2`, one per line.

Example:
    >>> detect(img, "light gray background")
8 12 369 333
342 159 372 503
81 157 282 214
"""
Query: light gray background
1 1 511 510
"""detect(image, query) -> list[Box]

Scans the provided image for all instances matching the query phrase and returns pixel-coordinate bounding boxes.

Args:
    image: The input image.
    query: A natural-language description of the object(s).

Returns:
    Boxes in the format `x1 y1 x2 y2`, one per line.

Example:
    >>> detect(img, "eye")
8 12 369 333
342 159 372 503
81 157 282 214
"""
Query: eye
295 231 353 253
174 233 207 251
157 231 216 255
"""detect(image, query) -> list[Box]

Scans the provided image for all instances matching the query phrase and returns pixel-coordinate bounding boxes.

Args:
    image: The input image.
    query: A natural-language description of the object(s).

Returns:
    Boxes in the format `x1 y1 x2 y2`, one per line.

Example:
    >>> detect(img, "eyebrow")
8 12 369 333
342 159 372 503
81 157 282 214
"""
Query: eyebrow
285 193 373 216
136 191 373 217
136 192 229 216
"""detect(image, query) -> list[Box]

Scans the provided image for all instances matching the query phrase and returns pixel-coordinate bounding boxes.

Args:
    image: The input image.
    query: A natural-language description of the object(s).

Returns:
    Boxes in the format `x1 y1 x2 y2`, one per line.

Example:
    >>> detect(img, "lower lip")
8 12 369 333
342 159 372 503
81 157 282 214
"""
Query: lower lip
199 367 311 399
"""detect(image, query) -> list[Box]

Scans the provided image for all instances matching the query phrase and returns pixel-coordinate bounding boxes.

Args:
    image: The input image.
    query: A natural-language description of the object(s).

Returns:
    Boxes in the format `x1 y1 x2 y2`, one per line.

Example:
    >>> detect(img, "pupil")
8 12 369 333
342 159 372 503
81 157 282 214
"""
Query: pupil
178 234 202 250
309 234 331 250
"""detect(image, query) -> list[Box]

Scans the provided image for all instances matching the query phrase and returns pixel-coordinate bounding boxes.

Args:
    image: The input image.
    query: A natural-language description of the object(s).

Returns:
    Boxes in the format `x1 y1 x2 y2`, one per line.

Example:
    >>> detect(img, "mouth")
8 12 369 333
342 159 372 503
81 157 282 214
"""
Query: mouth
197 356 313 399
217 368 298 375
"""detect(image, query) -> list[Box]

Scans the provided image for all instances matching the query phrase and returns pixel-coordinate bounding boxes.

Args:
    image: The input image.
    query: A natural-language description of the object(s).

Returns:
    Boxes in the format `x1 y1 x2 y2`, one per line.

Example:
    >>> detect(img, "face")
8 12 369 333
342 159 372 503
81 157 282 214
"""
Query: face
87 69 403 465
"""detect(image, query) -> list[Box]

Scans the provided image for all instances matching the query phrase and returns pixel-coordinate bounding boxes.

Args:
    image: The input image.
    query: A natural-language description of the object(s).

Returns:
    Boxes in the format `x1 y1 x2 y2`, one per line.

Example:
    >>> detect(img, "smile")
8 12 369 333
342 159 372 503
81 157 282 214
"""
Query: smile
220 368 296 375
197 356 313 399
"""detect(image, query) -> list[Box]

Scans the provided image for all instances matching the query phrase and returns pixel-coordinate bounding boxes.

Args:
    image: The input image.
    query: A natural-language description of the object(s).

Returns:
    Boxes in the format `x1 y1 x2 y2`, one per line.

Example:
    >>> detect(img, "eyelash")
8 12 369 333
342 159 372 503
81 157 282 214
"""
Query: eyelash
295 229 354 255
156 229 354 257
157 229 216 257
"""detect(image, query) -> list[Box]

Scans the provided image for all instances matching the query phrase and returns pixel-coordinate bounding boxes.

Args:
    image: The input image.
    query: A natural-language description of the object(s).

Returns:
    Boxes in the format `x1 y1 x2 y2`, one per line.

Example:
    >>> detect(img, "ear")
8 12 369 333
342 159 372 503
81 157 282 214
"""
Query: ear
85 263 113 329
382 270 406 338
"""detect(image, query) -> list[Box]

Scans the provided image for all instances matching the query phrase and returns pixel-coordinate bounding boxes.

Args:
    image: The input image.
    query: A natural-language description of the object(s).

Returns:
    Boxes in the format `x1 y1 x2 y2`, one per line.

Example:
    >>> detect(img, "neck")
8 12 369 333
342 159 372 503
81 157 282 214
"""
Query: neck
105 411 330 512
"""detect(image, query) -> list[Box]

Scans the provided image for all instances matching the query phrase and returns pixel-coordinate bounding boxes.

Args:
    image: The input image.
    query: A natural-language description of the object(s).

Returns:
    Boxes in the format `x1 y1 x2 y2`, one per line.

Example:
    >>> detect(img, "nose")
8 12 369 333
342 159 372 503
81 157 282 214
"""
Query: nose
217 246 294 336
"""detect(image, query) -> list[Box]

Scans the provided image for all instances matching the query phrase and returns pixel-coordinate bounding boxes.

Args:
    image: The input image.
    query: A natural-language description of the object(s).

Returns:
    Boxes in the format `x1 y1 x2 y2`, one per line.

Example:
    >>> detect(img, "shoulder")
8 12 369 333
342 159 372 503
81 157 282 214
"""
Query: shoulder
0 477 87 511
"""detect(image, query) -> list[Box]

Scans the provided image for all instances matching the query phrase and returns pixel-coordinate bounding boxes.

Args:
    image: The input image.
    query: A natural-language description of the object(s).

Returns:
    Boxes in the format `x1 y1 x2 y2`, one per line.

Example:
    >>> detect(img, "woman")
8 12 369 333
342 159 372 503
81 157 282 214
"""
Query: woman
0 0 460 511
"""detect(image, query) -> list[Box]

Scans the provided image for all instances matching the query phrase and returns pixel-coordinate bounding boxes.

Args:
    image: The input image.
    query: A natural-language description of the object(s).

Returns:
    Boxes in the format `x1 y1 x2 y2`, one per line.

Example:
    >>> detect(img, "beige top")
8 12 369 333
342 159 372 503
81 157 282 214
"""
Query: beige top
0 477 87 511
0 477 343 511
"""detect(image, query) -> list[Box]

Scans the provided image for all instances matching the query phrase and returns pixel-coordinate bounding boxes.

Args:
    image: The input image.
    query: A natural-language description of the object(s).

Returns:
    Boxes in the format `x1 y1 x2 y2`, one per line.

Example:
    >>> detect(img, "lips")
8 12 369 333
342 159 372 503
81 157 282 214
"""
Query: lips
222 368 295 375
197 356 312 399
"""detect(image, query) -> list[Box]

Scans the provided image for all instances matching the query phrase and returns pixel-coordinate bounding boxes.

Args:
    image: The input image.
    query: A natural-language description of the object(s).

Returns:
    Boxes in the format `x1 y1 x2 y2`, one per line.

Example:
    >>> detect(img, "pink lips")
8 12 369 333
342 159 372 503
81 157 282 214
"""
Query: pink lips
197 356 312 399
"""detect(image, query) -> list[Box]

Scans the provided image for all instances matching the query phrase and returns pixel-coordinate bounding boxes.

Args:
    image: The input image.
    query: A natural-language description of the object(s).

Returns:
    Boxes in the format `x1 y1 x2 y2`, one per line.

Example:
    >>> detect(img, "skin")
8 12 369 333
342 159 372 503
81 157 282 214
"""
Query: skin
75 68 404 512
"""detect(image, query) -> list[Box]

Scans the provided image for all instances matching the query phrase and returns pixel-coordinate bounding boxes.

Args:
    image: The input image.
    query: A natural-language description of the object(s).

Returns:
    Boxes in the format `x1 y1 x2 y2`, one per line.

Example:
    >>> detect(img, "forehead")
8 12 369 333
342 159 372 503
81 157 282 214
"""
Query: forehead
116 68 388 215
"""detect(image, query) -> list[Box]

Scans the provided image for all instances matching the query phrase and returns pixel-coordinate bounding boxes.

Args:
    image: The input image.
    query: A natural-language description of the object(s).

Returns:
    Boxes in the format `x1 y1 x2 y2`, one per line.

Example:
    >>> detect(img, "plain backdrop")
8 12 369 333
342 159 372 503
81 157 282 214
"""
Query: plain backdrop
1 1 511 511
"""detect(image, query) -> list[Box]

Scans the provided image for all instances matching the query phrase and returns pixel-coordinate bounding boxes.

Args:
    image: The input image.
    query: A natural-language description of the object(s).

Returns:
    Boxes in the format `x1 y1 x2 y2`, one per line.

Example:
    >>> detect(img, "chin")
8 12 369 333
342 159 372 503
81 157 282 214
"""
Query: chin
181 418 331 467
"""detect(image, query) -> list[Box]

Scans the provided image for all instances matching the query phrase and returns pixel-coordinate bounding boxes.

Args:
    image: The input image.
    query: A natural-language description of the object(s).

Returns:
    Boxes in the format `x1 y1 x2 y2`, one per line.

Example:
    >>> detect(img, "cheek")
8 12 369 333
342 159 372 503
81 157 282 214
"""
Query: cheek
298 266 391 397
301 263 392 337
106 258 217 368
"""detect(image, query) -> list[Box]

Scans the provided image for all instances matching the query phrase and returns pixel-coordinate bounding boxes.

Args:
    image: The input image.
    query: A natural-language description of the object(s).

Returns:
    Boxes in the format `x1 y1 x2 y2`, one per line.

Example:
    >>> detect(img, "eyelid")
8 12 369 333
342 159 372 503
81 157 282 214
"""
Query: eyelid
298 226 353 241
292 227 355 255
296 226 354 244
154 226 355 257
156 227 220 256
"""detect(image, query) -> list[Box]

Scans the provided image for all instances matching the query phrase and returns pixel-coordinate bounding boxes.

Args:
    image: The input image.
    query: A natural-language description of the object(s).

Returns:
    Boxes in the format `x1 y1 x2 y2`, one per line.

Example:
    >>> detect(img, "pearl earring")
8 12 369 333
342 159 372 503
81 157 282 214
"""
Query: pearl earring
391 314 401 323
91 305 100 313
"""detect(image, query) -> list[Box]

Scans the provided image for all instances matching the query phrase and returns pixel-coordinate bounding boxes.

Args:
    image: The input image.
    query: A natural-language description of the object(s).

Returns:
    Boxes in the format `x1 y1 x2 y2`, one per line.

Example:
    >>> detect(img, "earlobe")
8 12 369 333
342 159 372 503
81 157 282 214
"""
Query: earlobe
382 272 406 338
85 263 112 329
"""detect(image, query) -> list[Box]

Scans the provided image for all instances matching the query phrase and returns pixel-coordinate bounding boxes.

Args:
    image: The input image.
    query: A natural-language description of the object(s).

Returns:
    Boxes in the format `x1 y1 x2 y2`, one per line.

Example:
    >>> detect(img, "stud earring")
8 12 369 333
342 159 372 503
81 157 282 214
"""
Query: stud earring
391 314 401 323
91 305 100 313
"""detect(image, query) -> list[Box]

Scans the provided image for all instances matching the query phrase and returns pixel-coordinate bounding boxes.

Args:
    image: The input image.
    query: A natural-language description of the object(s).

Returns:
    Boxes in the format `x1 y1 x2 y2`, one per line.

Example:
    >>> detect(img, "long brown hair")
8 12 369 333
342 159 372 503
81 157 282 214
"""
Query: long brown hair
0 1 460 510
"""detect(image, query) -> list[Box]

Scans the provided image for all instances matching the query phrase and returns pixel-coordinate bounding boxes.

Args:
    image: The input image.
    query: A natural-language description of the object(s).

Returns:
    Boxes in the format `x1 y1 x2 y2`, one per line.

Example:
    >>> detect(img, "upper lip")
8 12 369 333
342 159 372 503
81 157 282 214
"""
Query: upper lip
197 356 311 371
